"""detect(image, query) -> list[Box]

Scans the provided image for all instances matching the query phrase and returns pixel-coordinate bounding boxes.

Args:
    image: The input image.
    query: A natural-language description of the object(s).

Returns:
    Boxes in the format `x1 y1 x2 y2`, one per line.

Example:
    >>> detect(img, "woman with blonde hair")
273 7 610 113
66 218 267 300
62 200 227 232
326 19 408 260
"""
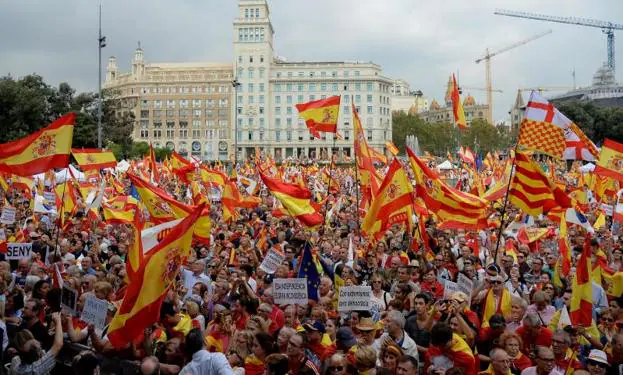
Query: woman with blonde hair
498 331 532 374
380 343 403 374
355 345 378 375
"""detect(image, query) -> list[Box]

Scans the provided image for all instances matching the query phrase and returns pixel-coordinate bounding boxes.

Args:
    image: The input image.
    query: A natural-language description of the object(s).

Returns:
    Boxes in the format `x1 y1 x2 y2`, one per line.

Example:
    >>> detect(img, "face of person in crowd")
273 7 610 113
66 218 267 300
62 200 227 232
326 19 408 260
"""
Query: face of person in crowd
491 350 511 375
449 316 460 333
504 337 520 358
587 360 608 375
328 356 348 375
216 270 228 283
17 260 29 276
382 350 399 370
423 270 436 283
531 258 543 272
286 334 304 359
396 360 417 375
23 301 37 320
552 333 570 356
325 319 336 338
535 347 556 374
390 258 402 269
398 267 410 282
511 303 525 321
284 306 296 327
612 334 623 359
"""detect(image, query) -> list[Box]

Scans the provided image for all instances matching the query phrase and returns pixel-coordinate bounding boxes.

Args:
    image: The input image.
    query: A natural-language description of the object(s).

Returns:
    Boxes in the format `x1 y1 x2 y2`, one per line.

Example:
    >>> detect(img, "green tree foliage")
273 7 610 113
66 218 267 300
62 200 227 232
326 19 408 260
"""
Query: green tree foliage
556 101 623 144
392 112 513 156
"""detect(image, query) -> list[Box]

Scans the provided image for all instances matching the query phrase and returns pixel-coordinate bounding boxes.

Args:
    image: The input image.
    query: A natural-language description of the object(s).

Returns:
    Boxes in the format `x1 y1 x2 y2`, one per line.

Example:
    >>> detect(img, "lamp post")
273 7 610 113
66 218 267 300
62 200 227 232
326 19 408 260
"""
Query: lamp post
232 78 241 166
97 3 107 149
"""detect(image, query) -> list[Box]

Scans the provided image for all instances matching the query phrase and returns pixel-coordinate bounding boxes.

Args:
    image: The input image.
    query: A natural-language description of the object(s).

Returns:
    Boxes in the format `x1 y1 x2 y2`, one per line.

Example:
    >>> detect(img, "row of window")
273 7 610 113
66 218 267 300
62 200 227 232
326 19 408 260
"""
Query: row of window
140 109 229 118
244 7 261 19
140 99 229 108
233 129 388 142
137 86 230 95
237 27 266 42
139 120 229 128
274 70 363 79
273 82 377 93
139 129 229 140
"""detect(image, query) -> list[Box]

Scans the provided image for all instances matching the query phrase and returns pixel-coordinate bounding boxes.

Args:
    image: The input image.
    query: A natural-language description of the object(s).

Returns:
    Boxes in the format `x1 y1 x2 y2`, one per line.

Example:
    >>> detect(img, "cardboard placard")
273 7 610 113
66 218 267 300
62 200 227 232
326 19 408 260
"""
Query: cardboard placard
80 296 108 330
443 280 460 300
338 286 371 312
273 278 308 305
457 273 474 305
258 248 285 274
6 243 32 260
61 285 78 314
0 207 16 225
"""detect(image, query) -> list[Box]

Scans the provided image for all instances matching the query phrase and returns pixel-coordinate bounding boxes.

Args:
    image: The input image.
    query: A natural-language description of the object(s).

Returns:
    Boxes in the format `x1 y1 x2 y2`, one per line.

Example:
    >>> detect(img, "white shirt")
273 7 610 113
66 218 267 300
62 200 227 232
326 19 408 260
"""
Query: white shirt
180 350 233 375
181 268 212 299
521 366 563 375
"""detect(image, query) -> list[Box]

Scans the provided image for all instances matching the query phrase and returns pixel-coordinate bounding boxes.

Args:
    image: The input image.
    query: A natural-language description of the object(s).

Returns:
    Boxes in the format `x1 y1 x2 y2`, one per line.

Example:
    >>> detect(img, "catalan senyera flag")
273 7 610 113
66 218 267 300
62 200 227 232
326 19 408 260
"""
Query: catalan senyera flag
71 148 117 171
0 113 75 176
509 151 572 215
595 139 623 183
295 95 340 138
353 102 382 209
451 74 467 129
362 159 414 240
107 204 203 348
260 171 323 228
570 235 593 327
407 147 489 230
517 91 569 158
385 141 399 157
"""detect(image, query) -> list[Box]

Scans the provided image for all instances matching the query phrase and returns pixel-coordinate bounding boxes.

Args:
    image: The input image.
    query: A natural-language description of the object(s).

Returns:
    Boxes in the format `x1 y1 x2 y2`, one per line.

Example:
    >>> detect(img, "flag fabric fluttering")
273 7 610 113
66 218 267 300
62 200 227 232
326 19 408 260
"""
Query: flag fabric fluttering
407 147 489 230
71 148 117 171
149 143 160 183
563 123 599 161
517 91 570 158
0 113 75 176
107 205 203 348
297 243 320 301
362 159 414 240
509 151 572 216
259 171 323 228
353 102 382 210
295 95 340 138
451 74 467 129
569 235 593 327
385 141 399 156
595 138 623 183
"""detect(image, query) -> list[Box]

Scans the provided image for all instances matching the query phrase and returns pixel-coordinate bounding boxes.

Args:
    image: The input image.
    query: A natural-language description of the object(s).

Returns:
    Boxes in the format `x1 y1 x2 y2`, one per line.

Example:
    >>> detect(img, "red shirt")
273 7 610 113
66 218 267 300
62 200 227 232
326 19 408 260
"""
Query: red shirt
512 353 532 372
235 312 249 330
268 305 285 334
515 326 552 355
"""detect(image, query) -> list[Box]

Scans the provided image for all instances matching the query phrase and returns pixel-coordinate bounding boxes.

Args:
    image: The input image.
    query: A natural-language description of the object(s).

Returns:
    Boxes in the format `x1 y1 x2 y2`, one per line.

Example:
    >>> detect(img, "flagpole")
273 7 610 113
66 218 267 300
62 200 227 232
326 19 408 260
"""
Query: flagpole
51 175 69 263
492 146 518 265
323 136 337 225
352 97 361 236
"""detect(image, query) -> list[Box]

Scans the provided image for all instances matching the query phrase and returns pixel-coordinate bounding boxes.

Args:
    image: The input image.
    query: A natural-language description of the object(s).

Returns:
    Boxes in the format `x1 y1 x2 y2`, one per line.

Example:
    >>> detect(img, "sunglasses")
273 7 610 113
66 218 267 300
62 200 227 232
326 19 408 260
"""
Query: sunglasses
588 361 608 369
602 317 614 322
489 280 502 285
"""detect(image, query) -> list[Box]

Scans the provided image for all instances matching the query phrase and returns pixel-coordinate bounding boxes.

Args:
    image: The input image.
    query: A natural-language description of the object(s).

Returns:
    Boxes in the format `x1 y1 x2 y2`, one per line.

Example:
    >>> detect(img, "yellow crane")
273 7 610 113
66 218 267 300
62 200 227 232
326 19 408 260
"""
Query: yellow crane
475 30 552 125
518 86 574 94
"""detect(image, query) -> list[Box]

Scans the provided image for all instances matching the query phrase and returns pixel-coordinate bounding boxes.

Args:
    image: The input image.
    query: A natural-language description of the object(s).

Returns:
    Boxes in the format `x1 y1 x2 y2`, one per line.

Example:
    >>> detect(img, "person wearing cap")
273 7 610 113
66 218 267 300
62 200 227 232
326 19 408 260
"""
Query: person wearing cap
474 273 512 329
336 326 358 353
302 320 329 361
587 349 610 375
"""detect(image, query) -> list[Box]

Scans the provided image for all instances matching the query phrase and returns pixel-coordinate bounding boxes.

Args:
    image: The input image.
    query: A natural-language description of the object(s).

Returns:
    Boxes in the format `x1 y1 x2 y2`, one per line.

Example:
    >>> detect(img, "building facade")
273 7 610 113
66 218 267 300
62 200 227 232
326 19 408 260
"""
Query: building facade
418 77 489 125
104 0 398 161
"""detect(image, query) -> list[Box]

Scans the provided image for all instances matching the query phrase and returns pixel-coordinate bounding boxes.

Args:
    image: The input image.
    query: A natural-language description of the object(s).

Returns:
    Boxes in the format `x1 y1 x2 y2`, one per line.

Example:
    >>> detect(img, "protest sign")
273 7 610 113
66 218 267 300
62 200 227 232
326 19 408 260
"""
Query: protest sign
443 280 460 300
0 228 5 241
456 273 474 304
61 285 78 315
259 248 285 274
6 243 32 260
80 296 108 330
273 278 308 305
601 203 613 216
0 207 16 225
338 286 371 312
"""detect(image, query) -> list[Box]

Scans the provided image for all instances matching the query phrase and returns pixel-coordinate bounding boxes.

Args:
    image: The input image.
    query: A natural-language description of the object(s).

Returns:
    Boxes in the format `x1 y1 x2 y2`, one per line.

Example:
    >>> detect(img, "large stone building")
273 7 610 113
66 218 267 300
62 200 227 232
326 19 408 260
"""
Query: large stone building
391 78 429 115
550 64 623 109
104 0 400 161
418 76 489 125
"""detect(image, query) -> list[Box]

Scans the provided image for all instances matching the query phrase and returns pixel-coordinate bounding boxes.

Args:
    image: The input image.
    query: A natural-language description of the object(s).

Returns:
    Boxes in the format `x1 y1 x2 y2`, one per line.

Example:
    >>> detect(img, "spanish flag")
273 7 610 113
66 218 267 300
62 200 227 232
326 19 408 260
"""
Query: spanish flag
149 143 159 183
71 148 117 171
128 173 190 223
570 235 593 327
295 95 340 138
103 204 135 225
126 206 143 280
221 180 241 222
353 102 382 209
451 74 467 129
385 141 399 156
107 204 203 348
194 166 227 187
259 171 323 228
362 159 414 240
0 113 75 177
509 152 572 216
54 180 78 226
595 138 623 183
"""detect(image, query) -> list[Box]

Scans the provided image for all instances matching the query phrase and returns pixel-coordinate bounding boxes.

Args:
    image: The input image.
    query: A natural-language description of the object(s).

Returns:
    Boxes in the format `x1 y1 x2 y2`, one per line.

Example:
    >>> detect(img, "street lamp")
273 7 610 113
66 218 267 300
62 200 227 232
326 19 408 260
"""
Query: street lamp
232 78 241 166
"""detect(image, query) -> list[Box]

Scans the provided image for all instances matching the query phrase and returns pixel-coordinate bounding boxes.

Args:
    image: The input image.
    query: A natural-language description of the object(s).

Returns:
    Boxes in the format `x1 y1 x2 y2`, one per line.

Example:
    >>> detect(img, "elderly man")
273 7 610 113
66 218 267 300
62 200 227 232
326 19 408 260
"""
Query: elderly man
373 310 419 360
520 346 562 375
552 330 582 374
516 314 553 356
526 291 556 326
11 312 64 375
181 259 211 299
481 348 512 375
397 355 419 375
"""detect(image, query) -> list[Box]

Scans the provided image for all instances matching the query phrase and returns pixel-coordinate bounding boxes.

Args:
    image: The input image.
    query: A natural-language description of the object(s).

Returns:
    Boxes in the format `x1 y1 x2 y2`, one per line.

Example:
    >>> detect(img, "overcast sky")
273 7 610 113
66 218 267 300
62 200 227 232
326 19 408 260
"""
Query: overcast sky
1 0 621 123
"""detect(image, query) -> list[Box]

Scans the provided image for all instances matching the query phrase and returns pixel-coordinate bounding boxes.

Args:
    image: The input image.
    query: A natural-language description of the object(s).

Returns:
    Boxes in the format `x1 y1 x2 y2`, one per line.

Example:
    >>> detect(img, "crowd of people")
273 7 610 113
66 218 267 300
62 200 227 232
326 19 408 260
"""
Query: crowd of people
0 154 621 375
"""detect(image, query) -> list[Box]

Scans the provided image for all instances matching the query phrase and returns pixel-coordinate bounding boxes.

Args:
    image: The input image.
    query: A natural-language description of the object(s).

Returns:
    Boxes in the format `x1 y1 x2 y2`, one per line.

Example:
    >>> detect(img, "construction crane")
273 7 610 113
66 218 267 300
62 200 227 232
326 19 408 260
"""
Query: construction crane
459 86 503 94
475 30 552 125
518 86 574 94
495 9 623 73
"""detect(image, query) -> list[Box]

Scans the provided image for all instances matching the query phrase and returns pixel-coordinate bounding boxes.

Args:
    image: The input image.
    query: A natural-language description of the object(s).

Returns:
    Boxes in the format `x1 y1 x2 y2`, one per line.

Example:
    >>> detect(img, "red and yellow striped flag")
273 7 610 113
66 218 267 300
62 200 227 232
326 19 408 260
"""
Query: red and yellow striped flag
149 143 159 183
362 159 414 240
353 102 382 210
517 91 568 158
260 171 323 228
595 138 623 183
295 95 340 138
407 147 489 230
107 204 203 348
385 141 399 156
0 113 75 176
129 173 189 223
509 152 572 216
221 180 241 223
193 166 227 187
451 74 467 129
570 235 593 327
72 148 117 171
